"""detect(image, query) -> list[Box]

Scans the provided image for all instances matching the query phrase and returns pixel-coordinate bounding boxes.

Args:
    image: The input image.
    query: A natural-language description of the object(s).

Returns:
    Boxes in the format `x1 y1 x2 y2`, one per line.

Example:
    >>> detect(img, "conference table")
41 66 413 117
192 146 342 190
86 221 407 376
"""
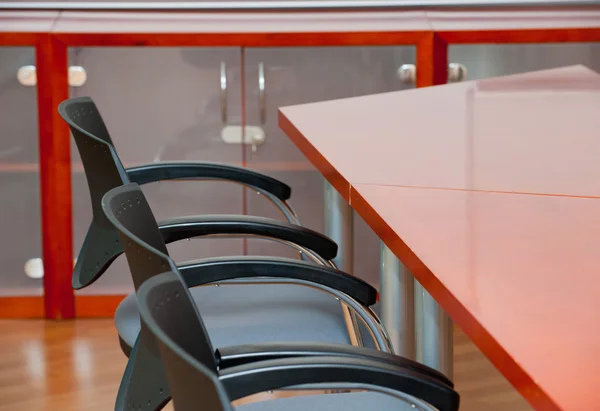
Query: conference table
278 65 600 411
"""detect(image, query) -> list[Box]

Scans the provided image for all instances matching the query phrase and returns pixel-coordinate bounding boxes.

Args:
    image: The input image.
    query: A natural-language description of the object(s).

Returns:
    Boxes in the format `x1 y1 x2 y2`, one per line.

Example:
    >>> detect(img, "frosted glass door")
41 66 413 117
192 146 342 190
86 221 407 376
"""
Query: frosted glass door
243 46 416 286
69 47 244 294
0 47 42 296
449 43 600 81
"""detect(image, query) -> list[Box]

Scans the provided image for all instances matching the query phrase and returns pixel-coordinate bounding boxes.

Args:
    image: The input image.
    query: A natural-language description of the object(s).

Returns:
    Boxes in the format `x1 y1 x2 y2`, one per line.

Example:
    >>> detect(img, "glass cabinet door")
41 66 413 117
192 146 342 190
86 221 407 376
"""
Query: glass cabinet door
243 46 416 286
69 47 244 295
0 47 42 296
449 43 600 81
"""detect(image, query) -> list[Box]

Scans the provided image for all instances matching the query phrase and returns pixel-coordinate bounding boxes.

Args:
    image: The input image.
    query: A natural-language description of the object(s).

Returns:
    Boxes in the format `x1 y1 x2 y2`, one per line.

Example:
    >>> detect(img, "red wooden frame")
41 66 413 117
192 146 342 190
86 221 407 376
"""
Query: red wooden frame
1 26 600 319
0 296 44 318
74 295 127 318
416 32 448 88
438 28 600 44
36 35 74 319
0 32 41 46
0 295 126 318
54 31 427 47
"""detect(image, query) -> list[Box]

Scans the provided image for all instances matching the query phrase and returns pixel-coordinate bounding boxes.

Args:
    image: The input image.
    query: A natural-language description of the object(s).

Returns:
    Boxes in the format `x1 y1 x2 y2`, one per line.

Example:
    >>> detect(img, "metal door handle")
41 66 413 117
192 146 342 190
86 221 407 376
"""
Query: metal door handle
17 65 87 87
397 64 417 85
397 63 468 85
258 62 266 125
448 63 467 83
220 61 228 123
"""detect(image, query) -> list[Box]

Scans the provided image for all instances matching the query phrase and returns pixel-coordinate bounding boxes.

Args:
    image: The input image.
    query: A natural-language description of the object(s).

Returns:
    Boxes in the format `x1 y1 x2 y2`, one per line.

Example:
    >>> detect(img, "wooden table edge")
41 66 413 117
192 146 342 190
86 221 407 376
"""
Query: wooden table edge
349 184 562 411
278 108 352 202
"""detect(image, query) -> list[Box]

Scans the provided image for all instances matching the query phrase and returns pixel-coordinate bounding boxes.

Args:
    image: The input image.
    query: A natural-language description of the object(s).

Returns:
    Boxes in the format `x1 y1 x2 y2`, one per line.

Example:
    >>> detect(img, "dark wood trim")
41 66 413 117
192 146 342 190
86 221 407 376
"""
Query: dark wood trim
36 34 75 319
416 32 448 88
54 31 426 47
75 295 127 318
0 295 127 318
439 28 600 44
0 296 44 318
0 32 41 46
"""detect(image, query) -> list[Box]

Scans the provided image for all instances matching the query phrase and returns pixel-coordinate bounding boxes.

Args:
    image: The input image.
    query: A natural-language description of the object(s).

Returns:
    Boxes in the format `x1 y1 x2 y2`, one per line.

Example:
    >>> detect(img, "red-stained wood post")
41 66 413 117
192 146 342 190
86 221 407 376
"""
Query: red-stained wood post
416 32 448 88
36 34 74 319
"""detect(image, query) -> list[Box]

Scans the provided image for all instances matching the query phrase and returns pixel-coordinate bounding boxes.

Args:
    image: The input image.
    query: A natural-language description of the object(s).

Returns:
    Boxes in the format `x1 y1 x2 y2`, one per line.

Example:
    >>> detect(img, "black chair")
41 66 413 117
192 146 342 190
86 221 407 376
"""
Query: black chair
58 96 332 291
136 269 460 411
59 96 382 358
102 183 427 411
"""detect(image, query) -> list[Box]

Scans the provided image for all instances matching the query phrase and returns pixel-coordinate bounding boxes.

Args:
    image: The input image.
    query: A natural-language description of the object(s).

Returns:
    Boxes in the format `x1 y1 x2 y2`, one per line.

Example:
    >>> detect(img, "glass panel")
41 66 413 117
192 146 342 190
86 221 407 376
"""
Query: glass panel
244 46 416 287
449 43 600 81
69 47 243 295
0 47 42 296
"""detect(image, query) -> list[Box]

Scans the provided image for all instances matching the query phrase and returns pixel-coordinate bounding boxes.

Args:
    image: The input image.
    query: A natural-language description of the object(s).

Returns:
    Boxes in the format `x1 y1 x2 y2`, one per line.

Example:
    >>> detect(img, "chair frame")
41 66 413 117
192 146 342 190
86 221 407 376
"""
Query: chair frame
135 269 460 411
58 95 375 351
102 183 406 411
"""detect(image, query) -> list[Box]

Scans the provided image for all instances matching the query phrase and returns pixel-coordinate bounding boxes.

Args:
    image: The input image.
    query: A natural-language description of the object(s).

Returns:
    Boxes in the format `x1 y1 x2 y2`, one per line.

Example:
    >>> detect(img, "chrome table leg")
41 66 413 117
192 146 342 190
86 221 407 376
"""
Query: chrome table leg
323 181 363 347
415 281 453 378
380 243 414 358
324 181 353 272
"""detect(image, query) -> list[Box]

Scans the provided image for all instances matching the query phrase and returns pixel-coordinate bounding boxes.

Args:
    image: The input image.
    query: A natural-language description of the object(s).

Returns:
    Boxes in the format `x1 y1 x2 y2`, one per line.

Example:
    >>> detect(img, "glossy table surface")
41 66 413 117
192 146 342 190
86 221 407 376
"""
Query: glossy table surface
281 65 600 199
279 65 600 410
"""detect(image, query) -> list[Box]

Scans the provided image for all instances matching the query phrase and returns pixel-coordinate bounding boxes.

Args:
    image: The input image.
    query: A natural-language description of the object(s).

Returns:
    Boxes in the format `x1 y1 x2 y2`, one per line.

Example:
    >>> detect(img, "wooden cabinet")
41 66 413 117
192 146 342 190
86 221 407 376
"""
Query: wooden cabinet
450 43 600 80
1 6 599 316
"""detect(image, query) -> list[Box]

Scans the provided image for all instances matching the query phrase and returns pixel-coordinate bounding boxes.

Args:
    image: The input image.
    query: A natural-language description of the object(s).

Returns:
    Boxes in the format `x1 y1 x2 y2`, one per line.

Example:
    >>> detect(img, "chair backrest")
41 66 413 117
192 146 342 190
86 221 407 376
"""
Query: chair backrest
137 271 226 411
104 183 222 410
58 96 131 288
58 96 130 223
101 182 172 291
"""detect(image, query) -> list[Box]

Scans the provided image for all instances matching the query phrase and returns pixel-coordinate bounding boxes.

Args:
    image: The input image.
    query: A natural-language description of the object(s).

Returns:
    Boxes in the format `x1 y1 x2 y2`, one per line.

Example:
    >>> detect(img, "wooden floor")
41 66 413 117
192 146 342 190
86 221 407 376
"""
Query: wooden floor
0 320 532 411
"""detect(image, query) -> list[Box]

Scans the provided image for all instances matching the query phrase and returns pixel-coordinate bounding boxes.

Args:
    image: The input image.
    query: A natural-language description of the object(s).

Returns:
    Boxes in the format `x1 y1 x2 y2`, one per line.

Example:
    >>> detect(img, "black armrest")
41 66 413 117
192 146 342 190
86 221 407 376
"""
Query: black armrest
220 356 460 411
72 214 337 289
158 215 338 261
126 161 291 201
215 342 452 388
177 256 377 306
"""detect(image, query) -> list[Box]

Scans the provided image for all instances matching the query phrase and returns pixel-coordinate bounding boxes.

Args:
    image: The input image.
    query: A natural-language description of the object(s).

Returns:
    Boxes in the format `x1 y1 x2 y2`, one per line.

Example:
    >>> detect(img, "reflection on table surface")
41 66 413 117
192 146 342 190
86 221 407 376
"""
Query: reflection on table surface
280 65 600 196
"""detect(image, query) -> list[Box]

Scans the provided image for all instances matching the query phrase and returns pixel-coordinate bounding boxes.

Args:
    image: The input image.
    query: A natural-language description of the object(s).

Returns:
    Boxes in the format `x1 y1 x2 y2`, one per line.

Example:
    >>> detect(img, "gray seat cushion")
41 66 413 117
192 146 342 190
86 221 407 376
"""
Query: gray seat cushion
237 391 433 411
116 283 380 350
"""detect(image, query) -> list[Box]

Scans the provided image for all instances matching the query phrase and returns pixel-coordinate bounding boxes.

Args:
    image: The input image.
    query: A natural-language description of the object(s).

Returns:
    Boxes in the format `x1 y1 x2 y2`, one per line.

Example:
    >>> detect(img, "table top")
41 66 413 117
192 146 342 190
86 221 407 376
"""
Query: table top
280 65 600 199
279 65 600 410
